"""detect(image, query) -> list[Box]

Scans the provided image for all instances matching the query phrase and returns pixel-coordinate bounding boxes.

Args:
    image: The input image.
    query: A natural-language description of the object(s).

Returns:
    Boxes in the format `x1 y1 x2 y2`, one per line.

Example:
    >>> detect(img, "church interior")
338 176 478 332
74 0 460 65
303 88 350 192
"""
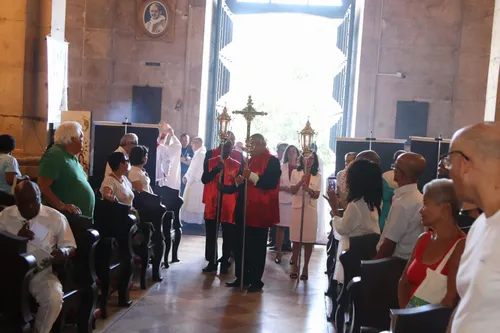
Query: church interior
0 0 499 332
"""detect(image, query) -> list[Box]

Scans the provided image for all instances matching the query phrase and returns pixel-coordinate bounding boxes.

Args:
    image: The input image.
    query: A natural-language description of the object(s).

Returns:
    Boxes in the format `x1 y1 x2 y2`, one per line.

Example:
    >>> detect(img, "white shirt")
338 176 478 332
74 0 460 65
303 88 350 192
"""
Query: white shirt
105 146 127 176
279 163 294 204
379 183 423 260
184 146 206 184
156 135 182 190
332 199 380 282
100 175 135 206
452 211 500 332
382 170 398 189
128 166 152 193
0 205 76 263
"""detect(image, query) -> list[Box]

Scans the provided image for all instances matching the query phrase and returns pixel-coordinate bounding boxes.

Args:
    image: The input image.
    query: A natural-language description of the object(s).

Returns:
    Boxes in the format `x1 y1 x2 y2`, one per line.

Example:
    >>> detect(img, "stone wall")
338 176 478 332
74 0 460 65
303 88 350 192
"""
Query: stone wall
354 0 494 139
65 0 206 136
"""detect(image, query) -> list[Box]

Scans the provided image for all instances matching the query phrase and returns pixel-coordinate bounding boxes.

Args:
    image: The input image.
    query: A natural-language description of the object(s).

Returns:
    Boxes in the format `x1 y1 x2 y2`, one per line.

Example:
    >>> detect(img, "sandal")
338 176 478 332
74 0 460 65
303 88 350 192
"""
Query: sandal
300 274 308 281
290 272 298 279
275 253 282 264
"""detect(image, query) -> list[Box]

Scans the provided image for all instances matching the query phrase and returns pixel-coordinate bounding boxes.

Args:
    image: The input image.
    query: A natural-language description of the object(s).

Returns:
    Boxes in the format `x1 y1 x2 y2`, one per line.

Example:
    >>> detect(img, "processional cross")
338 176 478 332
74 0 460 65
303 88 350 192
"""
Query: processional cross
233 96 268 149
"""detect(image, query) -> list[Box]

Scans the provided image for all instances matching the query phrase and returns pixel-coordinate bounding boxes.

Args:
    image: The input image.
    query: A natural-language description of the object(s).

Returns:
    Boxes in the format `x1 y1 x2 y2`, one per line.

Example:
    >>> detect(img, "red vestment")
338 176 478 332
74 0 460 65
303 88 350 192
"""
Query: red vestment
246 150 280 228
203 156 240 223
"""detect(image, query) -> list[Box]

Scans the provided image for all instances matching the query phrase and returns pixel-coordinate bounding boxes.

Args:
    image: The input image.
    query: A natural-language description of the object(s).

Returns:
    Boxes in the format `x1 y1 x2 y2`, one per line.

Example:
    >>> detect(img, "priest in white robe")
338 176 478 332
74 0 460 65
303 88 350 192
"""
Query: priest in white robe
180 137 206 224
155 122 184 265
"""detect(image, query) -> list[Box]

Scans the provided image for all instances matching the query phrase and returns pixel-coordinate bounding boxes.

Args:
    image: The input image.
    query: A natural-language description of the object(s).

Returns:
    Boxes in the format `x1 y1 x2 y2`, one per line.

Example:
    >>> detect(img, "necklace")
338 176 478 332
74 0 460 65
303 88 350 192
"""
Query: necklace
111 172 123 183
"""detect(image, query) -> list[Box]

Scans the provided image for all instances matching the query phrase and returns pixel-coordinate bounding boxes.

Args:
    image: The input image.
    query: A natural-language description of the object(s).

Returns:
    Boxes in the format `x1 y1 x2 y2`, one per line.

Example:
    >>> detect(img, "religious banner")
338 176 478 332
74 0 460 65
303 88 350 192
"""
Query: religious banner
61 111 92 176
47 37 69 124
136 0 175 42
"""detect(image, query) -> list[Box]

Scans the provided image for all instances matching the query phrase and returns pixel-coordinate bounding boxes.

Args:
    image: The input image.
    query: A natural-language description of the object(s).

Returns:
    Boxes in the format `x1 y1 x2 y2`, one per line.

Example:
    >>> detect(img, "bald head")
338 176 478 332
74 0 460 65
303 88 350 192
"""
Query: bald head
395 152 426 184
356 150 380 165
452 122 500 160
14 180 41 220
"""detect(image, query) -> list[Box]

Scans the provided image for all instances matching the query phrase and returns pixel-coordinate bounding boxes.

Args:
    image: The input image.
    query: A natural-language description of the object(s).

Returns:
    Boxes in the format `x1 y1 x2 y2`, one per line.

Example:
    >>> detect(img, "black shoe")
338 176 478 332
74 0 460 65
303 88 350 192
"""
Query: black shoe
267 242 275 247
269 246 278 252
171 258 180 263
225 279 245 287
118 300 132 307
246 284 263 293
202 263 218 273
289 259 294 265
162 262 169 269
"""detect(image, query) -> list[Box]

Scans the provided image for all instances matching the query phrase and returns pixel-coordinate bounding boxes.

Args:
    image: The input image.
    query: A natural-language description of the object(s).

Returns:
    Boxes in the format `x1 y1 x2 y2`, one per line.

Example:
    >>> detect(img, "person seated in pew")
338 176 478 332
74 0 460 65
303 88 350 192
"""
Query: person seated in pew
38 121 95 217
375 153 426 260
0 180 76 333
128 145 153 193
0 134 21 195
105 133 139 177
100 152 135 206
398 179 466 308
329 159 383 284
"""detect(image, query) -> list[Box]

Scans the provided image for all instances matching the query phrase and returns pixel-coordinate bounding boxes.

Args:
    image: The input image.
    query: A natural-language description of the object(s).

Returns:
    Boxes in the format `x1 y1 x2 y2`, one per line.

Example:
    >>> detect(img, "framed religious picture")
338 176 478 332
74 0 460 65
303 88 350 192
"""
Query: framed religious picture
136 0 175 42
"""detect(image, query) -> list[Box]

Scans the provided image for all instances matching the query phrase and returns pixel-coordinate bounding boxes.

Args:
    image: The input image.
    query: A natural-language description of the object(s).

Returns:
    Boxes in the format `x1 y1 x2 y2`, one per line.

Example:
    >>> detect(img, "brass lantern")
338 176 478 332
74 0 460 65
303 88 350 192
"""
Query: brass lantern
299 120 316 155
217 106 232 141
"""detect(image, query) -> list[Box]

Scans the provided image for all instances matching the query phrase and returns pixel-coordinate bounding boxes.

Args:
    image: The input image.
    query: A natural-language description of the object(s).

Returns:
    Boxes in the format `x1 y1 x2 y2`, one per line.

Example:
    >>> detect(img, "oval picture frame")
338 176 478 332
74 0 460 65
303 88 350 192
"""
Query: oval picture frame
139 1 170 39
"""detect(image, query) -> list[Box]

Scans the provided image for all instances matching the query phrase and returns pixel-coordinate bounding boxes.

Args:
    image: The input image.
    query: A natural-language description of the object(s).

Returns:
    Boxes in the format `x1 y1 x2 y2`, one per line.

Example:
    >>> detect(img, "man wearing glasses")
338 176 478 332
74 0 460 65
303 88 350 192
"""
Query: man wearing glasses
447 122 500 333
375 152 426 259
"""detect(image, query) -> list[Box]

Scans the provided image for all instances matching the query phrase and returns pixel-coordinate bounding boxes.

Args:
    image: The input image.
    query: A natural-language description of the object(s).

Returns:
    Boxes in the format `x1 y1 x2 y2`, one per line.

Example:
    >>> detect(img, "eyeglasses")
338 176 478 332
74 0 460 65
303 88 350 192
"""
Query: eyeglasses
440 151 470 170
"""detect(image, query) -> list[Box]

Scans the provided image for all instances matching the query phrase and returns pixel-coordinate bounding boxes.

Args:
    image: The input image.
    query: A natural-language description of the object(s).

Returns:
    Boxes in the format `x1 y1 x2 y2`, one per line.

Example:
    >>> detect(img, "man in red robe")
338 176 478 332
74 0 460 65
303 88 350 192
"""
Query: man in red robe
225 133 281 292
201 139 241 273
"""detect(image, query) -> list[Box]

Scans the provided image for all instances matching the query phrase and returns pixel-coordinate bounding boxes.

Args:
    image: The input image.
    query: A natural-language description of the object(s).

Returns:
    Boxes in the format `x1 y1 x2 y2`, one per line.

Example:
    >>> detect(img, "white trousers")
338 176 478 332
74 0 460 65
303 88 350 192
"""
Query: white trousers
29 270 64 333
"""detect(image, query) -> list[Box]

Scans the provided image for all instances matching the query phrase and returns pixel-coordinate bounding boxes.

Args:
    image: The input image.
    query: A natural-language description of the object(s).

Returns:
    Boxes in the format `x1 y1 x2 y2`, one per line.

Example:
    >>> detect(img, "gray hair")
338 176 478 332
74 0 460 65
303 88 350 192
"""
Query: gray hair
120 133 139 147
54 121 83 145
423 179 461 219
193 137 203 145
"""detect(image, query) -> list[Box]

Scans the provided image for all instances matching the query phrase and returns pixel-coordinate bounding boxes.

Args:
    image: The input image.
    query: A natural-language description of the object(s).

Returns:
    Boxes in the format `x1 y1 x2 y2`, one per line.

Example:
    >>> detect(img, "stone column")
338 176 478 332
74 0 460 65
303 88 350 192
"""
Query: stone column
0 0 66 157
485 0 500 121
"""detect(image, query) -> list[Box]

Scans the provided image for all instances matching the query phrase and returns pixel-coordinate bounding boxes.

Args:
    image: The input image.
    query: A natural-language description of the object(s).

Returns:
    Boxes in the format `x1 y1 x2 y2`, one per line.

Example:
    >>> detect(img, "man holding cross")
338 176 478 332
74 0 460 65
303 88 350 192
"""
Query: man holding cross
225 133 281 292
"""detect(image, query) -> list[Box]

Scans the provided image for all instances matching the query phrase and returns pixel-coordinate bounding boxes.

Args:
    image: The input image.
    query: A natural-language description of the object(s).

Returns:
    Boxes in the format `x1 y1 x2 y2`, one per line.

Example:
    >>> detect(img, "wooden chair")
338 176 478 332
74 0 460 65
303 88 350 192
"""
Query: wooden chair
0 231 37 333
390 304 453 333
345 257 407 333
333 233 380 330
133 191 172 289
52 213 100 333
93 199 138 318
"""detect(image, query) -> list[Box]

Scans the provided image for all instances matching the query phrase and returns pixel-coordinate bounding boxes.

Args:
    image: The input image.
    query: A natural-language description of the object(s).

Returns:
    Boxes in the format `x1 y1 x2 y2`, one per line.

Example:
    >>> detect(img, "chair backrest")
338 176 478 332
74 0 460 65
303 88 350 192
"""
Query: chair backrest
352 257 407 331
94 198 135 237
133 191 162 211
457 214 475 230
340 233 381 284
391 304 453 333
0 231 37 319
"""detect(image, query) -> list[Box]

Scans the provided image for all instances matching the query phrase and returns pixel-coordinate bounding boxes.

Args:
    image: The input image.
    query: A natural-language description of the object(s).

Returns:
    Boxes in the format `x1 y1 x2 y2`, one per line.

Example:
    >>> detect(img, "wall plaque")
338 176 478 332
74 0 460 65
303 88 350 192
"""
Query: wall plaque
136 0 176 42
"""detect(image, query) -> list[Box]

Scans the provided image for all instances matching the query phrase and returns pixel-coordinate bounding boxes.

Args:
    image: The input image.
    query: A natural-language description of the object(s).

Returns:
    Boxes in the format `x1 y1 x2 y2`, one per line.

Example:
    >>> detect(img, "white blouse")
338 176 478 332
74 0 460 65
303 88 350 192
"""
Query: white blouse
128 166 153 193
290 170 321 208
279 163 294 204
100 175 135 206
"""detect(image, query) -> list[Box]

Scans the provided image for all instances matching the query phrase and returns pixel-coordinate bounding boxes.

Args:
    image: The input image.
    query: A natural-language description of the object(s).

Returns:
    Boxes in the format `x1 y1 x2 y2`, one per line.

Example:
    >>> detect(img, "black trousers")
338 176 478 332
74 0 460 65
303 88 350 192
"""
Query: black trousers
205 219 235 265
234 224 268 288
155 185 184 262
269 225 291 249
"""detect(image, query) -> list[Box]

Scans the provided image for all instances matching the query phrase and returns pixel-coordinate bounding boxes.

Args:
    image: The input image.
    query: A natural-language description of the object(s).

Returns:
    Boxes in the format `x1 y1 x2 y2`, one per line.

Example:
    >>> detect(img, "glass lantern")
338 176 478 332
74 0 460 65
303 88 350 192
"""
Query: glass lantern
217 106 232 142
299 120 316 155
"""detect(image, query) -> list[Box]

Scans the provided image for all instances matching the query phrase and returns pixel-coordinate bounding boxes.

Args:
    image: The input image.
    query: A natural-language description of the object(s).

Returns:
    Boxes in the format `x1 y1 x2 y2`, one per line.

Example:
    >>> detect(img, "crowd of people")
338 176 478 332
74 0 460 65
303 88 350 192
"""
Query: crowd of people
1 120 500 332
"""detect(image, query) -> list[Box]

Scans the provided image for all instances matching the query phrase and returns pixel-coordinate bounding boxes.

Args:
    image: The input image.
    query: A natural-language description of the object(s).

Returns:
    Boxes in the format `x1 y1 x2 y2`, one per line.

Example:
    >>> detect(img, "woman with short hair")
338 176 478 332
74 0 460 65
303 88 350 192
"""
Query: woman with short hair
399 179 466 308
0 135 21 194
100 152 134 206
128 145 153 193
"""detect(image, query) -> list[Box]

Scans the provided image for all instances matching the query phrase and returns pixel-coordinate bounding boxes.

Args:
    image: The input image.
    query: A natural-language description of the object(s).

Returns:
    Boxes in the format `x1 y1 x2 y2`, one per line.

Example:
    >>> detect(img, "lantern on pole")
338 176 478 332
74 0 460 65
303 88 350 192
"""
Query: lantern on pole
299 120 316 156
217 106 232 142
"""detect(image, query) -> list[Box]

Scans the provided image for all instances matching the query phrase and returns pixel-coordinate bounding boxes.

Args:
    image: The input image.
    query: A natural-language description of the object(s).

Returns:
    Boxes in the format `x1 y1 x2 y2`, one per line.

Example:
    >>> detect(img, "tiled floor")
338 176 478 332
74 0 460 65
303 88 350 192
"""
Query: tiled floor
95 235 334 333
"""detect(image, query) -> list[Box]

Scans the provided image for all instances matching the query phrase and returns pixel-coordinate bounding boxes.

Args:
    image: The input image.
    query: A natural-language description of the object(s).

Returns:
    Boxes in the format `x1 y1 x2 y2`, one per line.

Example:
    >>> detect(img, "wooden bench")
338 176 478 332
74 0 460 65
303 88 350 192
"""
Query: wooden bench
390 304 453 333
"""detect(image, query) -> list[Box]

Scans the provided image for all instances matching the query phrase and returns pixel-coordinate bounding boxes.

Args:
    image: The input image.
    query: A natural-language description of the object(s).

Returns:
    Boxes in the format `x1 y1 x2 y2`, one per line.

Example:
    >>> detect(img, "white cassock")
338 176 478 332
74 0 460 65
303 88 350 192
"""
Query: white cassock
156 134 182 190
0 205 77 333
180 146 206 224
316 155 328 244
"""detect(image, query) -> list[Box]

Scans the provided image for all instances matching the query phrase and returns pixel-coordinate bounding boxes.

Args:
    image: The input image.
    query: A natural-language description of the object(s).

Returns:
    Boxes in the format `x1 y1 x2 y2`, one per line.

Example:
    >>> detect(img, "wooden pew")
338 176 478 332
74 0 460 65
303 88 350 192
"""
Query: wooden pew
52 214 100 333
390 304 453 333
0 231 37 333
132 191 173 289
0 216 100 333
93 199 138 318
345 257 407 333
333 233 380 330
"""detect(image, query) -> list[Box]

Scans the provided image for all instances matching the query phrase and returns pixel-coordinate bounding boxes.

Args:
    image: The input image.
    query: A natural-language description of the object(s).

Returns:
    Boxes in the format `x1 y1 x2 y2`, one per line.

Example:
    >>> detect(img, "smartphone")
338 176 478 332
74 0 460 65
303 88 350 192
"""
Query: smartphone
327 176 337 193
